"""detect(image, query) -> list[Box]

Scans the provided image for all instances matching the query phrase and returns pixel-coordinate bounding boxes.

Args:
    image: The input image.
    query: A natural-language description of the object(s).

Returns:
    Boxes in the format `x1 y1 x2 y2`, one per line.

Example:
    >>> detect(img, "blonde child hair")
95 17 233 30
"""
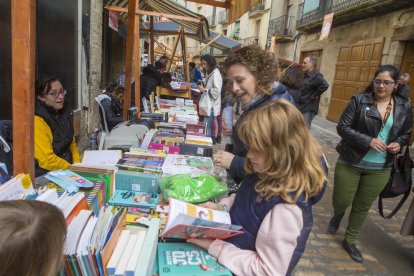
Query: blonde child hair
238 100 327 203
0 200 67 276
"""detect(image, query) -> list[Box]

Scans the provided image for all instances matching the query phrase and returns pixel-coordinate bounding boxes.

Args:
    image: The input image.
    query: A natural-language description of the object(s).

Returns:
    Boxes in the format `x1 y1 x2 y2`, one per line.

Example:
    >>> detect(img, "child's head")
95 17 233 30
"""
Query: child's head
238 100 326 203
0 200 67 276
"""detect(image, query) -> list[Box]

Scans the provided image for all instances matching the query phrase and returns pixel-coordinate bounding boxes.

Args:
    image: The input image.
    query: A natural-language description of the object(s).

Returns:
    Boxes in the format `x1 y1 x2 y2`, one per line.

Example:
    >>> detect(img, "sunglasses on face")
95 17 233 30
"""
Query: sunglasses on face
47 89 67 98
373 79 395 87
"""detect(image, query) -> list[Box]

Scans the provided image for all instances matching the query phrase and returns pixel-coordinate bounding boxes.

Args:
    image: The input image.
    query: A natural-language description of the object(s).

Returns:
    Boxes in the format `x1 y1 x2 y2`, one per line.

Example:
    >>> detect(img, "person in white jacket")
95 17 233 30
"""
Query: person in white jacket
198 54 222 143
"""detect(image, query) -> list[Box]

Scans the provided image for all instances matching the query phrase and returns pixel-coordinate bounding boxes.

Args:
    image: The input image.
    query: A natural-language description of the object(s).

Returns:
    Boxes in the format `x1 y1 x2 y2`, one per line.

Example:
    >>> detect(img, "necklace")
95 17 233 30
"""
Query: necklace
375 97 393 129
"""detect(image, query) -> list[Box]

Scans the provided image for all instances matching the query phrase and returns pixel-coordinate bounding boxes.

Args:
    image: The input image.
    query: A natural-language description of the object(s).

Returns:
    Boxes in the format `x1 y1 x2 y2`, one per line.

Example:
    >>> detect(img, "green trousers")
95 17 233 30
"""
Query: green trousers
332 162 391 243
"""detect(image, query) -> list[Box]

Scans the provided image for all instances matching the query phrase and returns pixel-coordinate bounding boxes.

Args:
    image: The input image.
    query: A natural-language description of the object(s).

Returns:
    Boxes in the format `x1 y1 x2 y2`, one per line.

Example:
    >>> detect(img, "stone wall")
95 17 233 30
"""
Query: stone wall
277 8 414 119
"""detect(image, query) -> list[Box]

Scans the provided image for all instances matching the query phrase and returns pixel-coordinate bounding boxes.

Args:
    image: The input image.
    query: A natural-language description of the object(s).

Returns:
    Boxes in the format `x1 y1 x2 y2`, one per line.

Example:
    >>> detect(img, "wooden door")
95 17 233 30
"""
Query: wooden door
400 41 414 144
327 38 384 122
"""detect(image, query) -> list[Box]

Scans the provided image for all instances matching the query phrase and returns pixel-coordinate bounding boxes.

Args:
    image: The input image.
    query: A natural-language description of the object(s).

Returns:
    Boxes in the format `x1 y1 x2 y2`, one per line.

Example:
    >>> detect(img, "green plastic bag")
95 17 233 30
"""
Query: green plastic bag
160 174 228 203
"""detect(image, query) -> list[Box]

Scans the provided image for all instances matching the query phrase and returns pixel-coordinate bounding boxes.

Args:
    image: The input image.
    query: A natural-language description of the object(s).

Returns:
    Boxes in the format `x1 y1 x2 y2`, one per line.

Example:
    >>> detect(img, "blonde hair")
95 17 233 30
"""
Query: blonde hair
238 100 327 203
0 200 66 276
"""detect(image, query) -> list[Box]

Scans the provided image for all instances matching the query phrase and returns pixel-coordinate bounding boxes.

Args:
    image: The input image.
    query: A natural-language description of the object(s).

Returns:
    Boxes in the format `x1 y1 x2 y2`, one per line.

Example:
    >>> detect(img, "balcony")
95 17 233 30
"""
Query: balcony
243 36 259 46
218 10 228 24
268 15 295 41
249 3 266 18
296 0 414 32
207 15 216 27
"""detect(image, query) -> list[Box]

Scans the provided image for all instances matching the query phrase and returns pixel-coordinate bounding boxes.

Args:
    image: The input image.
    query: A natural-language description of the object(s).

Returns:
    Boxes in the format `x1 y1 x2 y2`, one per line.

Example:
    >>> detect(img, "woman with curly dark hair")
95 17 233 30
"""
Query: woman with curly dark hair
213 45 295 181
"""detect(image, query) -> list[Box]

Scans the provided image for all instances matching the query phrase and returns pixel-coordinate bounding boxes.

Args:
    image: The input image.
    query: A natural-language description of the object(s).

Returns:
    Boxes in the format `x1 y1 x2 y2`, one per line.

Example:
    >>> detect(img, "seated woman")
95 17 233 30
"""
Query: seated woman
188 100 327 275
0 200 66 275
35 76 81 177
100 84 124 131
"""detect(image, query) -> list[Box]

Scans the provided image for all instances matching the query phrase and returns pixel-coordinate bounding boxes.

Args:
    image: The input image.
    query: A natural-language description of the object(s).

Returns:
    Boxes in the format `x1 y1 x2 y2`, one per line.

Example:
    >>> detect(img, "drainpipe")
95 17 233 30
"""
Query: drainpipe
291 32 302 62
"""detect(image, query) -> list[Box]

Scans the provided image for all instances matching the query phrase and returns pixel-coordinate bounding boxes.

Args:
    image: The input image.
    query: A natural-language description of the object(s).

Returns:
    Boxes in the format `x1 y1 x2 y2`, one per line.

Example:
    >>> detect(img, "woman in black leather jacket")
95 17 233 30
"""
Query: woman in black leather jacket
328 65 413 263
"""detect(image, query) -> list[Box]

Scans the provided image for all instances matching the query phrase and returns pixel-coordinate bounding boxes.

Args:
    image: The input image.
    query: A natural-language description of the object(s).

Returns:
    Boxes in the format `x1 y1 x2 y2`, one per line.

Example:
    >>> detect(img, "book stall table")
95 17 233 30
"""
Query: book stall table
156 86 191 100
1 98 236 276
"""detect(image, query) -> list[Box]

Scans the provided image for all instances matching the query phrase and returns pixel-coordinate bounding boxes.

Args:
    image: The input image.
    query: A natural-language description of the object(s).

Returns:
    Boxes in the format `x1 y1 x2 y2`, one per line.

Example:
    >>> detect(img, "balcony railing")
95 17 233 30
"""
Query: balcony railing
296 0 414 31
249 3 265 13
268 15 295 38
207 15 216 27
243 36 259 46
218 10 228 24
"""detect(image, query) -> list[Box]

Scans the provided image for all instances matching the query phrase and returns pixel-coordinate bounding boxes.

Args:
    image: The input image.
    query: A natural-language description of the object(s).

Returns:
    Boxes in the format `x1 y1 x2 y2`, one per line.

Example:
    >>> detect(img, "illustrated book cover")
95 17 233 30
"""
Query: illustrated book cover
160 198 243 240
157 243 232 276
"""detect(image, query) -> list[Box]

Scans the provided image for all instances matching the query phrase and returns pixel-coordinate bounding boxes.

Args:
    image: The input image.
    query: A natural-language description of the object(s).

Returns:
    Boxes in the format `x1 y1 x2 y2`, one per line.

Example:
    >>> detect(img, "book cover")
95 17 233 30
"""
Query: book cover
45 170 94 190
160 199 243 240
115 170 160 194
116 155 165 174
0 173 34 200
157 243 232 276
108 190 159 209
162 155 214 176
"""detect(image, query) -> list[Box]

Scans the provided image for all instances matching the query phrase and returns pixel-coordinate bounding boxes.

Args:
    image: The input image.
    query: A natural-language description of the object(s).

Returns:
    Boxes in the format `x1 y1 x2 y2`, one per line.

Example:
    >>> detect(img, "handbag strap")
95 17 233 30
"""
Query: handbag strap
378 146 412 219
378 191 410 219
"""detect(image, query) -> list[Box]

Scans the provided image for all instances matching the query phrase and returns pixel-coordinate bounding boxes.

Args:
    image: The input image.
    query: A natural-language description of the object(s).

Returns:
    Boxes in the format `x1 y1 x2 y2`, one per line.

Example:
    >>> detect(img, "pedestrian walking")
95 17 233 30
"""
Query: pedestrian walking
329 65 413 263
298 55 329 128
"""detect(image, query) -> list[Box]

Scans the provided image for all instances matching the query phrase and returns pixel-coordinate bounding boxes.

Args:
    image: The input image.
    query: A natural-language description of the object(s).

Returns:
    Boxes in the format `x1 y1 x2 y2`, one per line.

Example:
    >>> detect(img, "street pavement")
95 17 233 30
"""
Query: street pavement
214 115 414 275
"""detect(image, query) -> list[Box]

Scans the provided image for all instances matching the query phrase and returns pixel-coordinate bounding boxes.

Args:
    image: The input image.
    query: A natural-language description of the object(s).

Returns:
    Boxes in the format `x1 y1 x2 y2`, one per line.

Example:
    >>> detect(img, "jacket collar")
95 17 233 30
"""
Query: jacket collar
360 92 409 106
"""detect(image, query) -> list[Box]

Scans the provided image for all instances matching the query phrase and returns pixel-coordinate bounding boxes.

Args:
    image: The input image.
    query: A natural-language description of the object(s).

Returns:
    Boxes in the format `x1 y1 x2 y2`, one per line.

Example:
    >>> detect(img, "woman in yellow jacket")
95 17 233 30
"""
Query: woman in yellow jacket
34 76 80 177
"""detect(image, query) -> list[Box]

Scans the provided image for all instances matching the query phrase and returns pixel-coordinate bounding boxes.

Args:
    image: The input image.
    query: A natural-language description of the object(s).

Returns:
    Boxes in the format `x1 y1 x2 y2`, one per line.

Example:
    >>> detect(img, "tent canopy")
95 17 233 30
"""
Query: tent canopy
106 0 210 41
140 21 241 51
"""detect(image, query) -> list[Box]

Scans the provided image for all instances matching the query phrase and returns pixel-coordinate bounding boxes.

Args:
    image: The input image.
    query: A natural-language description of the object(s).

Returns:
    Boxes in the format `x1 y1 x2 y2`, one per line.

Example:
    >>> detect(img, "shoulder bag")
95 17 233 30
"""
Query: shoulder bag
378 146 413 219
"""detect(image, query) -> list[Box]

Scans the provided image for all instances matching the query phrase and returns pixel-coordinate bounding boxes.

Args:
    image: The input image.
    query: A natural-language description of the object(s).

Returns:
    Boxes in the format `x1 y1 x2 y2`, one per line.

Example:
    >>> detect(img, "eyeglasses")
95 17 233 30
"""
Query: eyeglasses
47 89 67 98
373 79 395 87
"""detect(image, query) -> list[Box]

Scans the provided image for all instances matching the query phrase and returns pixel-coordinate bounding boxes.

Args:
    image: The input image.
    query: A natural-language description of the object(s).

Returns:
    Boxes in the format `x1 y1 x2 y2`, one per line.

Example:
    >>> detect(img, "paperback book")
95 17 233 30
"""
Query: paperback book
157 243 232 276
108 190 159 209
116 155 165 174
160 198 243 240
161 154 214 176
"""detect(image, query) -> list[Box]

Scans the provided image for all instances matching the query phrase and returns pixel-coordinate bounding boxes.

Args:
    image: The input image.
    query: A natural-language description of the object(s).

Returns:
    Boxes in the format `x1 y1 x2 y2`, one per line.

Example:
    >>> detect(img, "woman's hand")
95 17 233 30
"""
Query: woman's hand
369 138 387 152
187 238 214 251
199 201 220 210
198 85 206 93
222 122 233 136
387 142 401 154
213 150 235 169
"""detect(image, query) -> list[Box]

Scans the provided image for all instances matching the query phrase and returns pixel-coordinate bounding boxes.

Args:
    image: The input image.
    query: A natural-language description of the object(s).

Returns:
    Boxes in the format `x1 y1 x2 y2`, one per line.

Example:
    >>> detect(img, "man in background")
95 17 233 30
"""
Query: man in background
298 55 329 128
398 72 411 99
189 62 202 83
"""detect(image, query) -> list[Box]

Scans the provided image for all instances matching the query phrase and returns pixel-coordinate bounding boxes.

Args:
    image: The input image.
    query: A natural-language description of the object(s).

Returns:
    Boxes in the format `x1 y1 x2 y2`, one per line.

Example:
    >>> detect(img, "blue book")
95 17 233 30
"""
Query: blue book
115 170 160 194
157 243 232 276
108 190 159 209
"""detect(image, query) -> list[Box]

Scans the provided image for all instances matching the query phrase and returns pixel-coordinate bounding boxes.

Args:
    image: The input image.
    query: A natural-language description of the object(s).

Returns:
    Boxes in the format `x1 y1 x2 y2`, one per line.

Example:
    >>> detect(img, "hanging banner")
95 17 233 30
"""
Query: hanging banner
319 13 334 41
109 11 119 32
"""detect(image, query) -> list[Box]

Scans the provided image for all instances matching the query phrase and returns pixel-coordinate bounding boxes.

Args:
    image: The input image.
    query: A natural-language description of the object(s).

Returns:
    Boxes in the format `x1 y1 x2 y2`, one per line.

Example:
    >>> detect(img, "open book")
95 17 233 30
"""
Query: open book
160 198 243 240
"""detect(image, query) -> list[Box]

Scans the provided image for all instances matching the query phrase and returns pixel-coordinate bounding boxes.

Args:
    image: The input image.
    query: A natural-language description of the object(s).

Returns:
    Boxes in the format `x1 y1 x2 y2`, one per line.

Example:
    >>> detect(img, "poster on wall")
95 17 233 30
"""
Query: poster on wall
320 13 334 41
109 10 119 32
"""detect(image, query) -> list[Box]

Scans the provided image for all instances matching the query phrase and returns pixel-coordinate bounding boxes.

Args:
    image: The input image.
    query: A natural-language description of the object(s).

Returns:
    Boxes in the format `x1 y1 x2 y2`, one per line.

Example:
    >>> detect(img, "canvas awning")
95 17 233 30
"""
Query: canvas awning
106 0 210 41
140 21 241 51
